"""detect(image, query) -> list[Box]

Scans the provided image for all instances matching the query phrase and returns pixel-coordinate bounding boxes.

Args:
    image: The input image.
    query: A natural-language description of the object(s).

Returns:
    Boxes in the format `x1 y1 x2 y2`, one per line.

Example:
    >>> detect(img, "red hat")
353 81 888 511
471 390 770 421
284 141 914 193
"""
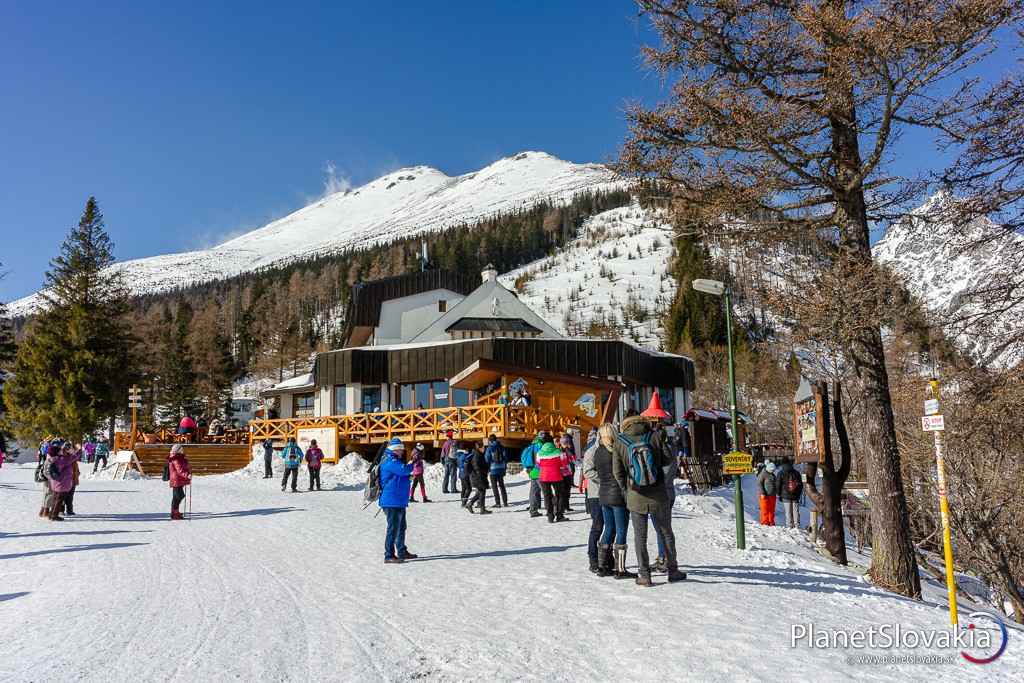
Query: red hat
446 430 453 437
641 390 671 420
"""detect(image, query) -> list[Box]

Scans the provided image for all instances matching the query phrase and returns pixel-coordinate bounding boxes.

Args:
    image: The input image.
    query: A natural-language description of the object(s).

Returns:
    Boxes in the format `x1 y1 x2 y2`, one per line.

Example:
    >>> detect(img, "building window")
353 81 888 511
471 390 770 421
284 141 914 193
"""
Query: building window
451 387 471 407
293 393 315 418
334 385 347 415
438 299 447 313
362 387 381 413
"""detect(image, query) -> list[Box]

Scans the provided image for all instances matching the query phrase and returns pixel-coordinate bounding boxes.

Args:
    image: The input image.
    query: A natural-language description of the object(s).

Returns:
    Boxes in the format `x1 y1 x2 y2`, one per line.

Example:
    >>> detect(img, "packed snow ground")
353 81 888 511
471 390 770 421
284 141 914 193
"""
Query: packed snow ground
1 457 1019 682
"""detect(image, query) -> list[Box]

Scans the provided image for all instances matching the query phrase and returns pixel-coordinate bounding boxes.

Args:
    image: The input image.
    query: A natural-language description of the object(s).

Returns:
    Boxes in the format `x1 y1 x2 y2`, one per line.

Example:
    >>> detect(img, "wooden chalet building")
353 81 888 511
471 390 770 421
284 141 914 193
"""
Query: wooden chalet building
251 266 695 460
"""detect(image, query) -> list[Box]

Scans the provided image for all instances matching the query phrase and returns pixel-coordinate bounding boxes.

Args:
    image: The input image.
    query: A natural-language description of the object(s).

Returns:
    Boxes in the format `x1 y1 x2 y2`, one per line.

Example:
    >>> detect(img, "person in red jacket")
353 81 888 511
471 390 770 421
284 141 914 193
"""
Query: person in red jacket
305 439 324 491
536 441 567 523
168 444 192 520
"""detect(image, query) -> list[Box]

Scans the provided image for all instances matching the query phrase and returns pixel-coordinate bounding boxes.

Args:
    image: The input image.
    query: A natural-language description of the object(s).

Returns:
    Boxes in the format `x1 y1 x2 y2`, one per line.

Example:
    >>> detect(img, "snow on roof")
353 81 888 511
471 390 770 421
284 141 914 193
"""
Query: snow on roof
262 372 314 396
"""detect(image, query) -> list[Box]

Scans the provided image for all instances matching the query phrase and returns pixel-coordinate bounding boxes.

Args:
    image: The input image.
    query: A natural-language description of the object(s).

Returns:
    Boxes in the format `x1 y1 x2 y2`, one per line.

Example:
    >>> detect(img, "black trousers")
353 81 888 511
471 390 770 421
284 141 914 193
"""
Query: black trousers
541 481 565 521
92 456 107 473
561 476 573 511
631 505 677 575
171 486 185 512
460 475 472 504
489 473 507 506
586 498 604 561
309 468 321 490
467 485 487 511
281 468 298 491
264 454 273 477
61 487 76 514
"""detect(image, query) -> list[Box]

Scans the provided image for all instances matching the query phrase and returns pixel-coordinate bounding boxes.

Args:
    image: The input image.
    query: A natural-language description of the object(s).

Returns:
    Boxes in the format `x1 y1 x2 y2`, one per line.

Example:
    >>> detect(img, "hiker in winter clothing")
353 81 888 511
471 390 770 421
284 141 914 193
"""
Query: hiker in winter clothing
580 431 605 574
757 461 778 526
280 437 303 492
408 443 430 502
586 424 634 578
537 441 567 523
60 448 81 516
378 438 416 563
612 416 686 586
39 443 67 520
261 438 275 478
305 439 324 491
83 439 96 464
519 432 547 517
92 438 110 472
558 434 576 513
168 444 192 520
484 435 508 507
465 442 492 514
456 444 474 507
441 431 458 494
774 459 802 528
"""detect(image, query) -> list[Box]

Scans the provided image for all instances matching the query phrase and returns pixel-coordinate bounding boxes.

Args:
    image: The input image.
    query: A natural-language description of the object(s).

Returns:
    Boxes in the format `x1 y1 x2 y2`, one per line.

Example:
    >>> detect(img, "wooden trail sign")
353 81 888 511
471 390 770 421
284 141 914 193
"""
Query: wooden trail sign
112 450 145 480
793 378 827 464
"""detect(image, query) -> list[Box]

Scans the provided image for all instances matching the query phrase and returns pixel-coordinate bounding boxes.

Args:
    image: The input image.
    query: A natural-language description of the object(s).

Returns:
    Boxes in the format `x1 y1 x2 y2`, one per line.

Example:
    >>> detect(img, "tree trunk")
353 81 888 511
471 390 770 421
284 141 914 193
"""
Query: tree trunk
804 382 850 565
827 52 921 596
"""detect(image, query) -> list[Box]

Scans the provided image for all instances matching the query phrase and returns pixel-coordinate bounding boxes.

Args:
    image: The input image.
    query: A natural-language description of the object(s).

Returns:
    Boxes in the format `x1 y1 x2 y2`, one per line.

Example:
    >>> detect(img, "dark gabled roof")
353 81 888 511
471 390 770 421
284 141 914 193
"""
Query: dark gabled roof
346 270 480 328
445 317 541 334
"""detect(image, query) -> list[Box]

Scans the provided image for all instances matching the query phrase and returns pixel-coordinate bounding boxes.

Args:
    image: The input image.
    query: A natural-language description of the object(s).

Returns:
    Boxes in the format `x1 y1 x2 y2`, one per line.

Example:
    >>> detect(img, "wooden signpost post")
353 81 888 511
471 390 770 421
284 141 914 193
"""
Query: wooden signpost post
128 385 142 446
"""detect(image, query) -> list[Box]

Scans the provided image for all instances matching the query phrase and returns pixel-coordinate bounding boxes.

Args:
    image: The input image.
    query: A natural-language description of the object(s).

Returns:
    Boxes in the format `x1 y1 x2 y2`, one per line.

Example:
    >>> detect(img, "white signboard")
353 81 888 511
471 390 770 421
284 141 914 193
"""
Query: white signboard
921 415 945 432
296 426 338 462
113 450 135 464
924 399 939 416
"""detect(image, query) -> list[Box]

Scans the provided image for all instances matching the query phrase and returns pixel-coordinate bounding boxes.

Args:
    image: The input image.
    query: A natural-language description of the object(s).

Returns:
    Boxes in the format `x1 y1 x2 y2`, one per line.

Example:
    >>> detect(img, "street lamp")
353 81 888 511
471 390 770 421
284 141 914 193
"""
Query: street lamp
692 278 746 550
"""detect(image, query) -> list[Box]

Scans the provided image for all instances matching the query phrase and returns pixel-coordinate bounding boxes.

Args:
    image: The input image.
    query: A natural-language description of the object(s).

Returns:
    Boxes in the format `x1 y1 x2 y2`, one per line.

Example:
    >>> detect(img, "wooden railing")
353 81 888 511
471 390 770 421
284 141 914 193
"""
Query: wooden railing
114 427 250 451
248 404 589 446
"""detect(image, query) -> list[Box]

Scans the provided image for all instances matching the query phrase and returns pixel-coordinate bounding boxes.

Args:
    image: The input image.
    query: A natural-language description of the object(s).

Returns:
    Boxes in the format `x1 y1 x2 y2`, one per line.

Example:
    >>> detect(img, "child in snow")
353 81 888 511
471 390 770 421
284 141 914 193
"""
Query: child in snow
408 443 430 502
305 439 324 491
757 461 778 526
484 434 508 507
168 444 192 520
280 437 303 492
456 443 473 507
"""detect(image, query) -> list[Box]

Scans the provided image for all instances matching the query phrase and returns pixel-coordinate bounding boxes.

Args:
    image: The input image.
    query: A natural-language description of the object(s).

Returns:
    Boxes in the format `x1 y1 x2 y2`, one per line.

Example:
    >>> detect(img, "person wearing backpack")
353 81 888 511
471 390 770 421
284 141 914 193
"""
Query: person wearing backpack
465 441 492 514
440 430 458 494
519 431 547 518
484 434 508 507
378 438 416 563
168 444 192 520
536 441 567 523
279 437 304 492
408 443 430 502
611 416 686 586
774 459 803 528
305 439 325 491
757 461 779 526
92 437 110 473
456 443 474 507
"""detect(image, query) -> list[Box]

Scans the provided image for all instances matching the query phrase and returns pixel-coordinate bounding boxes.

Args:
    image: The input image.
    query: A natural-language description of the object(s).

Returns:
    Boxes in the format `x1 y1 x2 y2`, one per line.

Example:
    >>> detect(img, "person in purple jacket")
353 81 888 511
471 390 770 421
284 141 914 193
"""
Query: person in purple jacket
305 439 324 491
44 443 77 521
408 443 430 502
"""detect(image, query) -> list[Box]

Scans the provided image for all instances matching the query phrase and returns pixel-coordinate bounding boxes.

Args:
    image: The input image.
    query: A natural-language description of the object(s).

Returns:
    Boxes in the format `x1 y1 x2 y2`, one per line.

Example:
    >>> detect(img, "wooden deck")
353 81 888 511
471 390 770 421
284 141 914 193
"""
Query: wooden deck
132 443 252 477
248 404 590 450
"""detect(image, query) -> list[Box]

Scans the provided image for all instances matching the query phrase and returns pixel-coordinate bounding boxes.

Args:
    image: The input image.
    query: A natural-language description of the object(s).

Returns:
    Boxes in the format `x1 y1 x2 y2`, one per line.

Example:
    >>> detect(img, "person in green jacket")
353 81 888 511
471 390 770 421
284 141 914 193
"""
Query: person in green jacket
612 416 686 587
519 431 548 518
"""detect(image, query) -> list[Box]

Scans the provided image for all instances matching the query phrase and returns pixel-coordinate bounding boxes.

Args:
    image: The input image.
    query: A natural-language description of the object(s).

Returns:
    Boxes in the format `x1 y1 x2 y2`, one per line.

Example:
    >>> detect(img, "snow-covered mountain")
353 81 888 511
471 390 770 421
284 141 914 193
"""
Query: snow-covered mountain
873 197 1024 367
10 151 622 317
501 203 676 348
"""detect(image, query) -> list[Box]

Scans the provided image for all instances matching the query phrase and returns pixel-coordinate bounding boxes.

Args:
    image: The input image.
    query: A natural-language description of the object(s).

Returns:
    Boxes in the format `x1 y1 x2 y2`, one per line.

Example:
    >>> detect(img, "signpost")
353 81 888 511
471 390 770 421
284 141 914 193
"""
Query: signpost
926 379 958 626
128 385 143 446
722 450 754 475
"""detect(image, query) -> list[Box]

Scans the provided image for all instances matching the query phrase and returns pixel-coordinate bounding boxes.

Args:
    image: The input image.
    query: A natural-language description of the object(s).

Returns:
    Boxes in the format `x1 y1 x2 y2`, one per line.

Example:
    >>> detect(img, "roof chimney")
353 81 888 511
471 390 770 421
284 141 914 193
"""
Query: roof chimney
481 263 498 283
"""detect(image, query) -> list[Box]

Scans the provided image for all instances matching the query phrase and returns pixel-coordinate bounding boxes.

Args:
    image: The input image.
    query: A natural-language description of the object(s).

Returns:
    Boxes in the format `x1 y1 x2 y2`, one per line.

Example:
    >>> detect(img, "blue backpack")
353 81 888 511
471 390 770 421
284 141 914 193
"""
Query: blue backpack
456 450 471 475
617 432 659 489
488 444 506 465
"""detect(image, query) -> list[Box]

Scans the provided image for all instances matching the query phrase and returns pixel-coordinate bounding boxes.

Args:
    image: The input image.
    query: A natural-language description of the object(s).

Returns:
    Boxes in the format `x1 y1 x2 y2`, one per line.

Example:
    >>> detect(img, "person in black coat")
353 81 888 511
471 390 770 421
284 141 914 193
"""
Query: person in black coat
465 441 492 515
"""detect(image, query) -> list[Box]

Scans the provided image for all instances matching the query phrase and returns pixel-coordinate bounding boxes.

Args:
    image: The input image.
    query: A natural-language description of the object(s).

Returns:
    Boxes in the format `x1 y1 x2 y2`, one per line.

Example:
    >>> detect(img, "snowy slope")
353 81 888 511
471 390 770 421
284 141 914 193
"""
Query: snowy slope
10 152 622 316
1 458 1017 682
501 203 676 349
873 196 1024 366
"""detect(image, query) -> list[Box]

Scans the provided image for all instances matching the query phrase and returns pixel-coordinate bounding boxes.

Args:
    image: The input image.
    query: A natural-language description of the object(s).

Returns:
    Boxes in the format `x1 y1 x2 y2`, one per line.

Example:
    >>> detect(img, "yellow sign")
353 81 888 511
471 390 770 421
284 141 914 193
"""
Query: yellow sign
723 451 753 464
724 464 754 475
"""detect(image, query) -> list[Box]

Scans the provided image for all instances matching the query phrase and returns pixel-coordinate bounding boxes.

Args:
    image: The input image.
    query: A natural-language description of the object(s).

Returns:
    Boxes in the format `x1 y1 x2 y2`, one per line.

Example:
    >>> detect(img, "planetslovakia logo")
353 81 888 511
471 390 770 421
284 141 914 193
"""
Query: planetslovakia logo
961 612 1009 665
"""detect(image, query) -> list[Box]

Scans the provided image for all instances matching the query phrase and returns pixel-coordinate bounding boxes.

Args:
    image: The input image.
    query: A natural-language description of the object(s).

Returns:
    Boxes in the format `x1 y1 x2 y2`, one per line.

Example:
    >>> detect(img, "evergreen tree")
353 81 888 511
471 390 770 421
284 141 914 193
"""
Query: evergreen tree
663 233 729 352
158 302 197 420
0 266 17 440
4 198 136 441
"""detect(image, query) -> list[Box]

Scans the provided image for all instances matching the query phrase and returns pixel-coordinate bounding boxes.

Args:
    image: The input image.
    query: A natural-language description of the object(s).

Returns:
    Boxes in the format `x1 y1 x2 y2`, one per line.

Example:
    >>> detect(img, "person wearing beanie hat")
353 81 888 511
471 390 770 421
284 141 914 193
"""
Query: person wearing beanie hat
484 434 508 507
757 460 778 526
519 431 547 518
279 437 304 493
440 430 458 494
465 441 492 515
167 444 192 520
380 438 416 563
536 441 567 523
408 443 430 503
455 442 474 507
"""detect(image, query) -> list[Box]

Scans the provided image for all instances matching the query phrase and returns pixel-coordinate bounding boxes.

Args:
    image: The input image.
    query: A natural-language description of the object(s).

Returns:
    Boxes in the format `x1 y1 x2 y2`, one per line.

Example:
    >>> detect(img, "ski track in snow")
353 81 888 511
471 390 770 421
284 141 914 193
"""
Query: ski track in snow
0 461 1020 682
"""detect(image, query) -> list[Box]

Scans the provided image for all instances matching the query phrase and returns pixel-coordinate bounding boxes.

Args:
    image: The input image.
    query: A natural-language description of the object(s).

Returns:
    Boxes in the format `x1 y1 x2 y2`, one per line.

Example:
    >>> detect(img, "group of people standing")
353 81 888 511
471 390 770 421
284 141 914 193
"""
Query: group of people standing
260 437 324 492
439 431 508 513
756 458 804 528
35 439 81 521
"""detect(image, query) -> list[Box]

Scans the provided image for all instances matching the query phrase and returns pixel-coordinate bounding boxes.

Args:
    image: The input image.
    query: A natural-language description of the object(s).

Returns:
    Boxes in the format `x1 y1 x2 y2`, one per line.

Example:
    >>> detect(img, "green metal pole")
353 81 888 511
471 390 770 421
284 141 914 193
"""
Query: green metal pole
724 289 746 550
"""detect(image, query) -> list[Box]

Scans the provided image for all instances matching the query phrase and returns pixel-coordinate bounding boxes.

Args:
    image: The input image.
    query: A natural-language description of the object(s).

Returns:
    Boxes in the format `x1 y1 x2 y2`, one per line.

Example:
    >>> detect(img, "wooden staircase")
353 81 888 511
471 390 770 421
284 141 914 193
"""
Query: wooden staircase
132 443 252 477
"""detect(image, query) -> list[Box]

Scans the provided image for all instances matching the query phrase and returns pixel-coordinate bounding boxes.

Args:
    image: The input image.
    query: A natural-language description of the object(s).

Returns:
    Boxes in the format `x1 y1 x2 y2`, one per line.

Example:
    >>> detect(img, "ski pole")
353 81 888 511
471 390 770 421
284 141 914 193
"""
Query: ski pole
188 484 192 521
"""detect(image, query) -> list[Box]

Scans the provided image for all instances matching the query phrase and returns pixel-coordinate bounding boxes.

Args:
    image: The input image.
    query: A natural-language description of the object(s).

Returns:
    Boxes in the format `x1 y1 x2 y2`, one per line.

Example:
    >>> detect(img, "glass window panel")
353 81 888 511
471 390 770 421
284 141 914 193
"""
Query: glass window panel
362 387 381 413
452 387 470 407
432 380 450 408
334 385 347 415
414 383 430 410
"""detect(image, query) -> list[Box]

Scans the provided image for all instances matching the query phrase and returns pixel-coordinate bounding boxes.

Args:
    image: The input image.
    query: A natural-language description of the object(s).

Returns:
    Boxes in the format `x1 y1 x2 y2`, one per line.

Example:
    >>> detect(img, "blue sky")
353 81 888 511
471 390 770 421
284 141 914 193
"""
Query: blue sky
0 2 1017 302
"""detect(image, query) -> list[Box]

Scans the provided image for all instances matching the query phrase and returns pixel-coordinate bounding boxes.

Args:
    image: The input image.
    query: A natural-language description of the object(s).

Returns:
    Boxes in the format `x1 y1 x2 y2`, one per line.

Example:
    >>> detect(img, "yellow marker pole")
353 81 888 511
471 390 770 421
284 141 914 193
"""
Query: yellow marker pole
930 378 958 626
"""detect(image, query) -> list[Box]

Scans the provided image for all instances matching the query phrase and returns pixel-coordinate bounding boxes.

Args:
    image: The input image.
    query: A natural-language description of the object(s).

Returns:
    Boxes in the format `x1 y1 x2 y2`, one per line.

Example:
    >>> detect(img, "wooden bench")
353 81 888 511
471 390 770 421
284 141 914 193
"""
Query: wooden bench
132 443 252 477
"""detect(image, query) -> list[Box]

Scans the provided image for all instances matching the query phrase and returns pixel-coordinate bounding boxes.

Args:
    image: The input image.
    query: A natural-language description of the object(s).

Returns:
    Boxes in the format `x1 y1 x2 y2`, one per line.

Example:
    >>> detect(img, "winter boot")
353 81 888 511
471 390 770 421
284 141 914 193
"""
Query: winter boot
596 544 613 577
652 556 667 573
39 506 49 518
666 562 687 582
635 572 653 587
384 557 404 564
171 508 184 520
467 505 476 514
613 544 638 580
479 508 493 515
530 511 542 518
399 550 418 560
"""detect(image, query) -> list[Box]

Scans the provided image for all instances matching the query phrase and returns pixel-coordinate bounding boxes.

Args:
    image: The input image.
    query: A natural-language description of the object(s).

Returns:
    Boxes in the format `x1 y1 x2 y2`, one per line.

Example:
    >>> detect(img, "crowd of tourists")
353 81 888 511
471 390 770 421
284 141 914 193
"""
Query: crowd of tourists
30 436 115 521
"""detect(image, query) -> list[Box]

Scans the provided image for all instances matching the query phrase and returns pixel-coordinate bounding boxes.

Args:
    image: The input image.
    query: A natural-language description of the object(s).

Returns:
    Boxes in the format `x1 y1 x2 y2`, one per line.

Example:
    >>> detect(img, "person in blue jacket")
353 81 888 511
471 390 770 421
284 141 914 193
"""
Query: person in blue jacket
484 434 509 507
455 443 474 507
279 437 304 492
379 437 416 564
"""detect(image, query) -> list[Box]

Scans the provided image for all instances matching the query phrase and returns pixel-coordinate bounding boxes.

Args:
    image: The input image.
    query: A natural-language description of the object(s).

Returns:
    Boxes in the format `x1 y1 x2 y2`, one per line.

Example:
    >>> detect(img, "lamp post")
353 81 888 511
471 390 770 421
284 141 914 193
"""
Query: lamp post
692 278 746 550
